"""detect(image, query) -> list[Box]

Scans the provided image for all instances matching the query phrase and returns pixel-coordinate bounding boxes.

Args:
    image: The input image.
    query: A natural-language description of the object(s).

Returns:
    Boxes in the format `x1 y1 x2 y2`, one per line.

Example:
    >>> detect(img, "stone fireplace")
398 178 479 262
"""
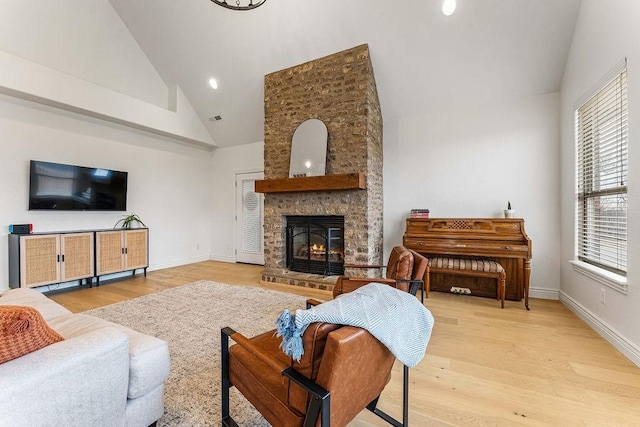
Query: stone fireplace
260 44 383 291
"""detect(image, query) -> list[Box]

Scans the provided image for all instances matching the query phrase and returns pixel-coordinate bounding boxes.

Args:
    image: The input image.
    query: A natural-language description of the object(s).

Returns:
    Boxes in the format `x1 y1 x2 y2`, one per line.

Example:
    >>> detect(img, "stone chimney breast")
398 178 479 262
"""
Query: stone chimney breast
261 44 383 290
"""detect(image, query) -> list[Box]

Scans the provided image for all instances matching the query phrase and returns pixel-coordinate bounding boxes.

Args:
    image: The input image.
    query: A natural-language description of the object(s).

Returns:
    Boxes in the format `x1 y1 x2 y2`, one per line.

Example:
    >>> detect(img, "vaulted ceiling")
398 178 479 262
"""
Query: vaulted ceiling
108 0 581 147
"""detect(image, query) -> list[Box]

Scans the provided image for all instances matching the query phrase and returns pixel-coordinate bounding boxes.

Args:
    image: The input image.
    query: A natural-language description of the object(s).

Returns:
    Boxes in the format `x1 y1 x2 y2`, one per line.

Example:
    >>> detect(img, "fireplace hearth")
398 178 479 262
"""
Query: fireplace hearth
286 216 344 276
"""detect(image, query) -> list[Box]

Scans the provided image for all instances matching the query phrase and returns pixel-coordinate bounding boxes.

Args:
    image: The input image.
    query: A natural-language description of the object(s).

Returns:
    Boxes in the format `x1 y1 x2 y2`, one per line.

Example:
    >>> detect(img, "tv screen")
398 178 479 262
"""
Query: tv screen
29 160 128 211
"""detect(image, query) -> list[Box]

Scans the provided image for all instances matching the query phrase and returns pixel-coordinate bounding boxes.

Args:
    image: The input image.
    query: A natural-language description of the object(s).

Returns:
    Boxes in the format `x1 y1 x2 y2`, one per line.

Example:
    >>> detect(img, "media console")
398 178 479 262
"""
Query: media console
8 228 148 289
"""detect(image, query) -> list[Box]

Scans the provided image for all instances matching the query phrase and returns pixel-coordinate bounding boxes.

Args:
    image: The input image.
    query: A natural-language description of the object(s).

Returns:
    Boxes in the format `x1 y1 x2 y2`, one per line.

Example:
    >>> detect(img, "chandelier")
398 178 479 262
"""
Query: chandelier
210 0 267 11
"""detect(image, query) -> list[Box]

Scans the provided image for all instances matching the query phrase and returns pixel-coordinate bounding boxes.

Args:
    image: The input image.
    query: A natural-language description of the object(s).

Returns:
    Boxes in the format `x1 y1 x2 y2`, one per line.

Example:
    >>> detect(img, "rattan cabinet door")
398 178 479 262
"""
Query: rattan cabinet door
20 235 60 287
96 231 125 275
60 232 95 281
124 229 149 270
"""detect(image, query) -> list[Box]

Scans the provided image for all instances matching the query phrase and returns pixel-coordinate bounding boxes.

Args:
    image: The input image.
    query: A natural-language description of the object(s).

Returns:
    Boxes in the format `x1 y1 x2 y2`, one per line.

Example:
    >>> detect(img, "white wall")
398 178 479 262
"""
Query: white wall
0 0 167 108
384 93 561 298
0 0 215 147
0 95 213 292
0 0 215 293
210 142 264 262
560 0 640 365
206 94 561 299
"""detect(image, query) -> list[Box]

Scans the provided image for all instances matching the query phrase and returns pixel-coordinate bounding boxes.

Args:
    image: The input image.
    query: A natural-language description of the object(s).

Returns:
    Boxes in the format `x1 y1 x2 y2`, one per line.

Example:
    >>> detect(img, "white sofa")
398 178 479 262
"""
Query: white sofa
0 288 170 427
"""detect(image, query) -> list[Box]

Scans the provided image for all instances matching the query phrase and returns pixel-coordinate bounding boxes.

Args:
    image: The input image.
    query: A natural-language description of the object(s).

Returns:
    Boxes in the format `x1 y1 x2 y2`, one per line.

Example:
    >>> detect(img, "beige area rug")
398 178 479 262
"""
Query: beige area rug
86 280 310 426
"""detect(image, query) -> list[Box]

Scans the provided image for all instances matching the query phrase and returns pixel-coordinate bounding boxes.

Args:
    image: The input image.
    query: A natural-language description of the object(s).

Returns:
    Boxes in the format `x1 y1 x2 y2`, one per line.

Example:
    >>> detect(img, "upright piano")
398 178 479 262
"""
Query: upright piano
403 218 532 305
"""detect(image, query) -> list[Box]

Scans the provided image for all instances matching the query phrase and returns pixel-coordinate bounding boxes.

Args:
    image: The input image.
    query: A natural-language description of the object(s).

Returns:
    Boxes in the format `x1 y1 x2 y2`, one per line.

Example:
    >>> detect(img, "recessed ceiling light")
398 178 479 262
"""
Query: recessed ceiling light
208 78 218 90
442 0 456 16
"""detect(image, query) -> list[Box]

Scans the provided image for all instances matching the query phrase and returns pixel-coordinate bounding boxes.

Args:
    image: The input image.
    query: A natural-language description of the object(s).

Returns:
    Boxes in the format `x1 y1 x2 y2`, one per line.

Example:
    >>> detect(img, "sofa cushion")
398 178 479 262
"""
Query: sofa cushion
49 313 170 399
0 305 64 364
0 288 72 321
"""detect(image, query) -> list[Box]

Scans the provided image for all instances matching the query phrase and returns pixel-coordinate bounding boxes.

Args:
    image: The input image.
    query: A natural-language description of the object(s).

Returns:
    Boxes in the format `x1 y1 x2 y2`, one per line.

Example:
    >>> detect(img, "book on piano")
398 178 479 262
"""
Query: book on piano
410 209 430 218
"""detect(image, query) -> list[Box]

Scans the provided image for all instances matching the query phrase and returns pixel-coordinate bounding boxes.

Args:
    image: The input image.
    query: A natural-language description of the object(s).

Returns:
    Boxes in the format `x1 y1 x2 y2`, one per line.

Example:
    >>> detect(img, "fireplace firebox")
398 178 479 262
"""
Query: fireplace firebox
286 216 345 276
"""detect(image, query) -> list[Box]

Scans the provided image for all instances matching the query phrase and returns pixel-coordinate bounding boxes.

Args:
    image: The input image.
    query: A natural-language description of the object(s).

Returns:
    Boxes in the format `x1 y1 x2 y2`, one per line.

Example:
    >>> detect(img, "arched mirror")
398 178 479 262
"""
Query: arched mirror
289 119 328 178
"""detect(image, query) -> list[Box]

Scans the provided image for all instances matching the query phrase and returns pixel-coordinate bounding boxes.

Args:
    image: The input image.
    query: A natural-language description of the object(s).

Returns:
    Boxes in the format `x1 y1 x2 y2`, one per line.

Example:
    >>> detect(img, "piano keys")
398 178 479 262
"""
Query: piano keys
403 218 532 307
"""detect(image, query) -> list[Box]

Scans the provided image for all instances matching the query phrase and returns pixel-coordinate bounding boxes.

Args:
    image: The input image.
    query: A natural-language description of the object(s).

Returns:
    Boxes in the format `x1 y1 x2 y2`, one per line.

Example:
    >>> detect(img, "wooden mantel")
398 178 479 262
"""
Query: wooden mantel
255 173 365 193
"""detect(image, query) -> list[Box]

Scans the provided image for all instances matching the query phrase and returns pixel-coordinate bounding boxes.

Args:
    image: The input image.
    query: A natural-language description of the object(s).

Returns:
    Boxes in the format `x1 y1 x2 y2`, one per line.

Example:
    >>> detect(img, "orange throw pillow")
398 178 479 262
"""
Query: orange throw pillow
0 305 64 364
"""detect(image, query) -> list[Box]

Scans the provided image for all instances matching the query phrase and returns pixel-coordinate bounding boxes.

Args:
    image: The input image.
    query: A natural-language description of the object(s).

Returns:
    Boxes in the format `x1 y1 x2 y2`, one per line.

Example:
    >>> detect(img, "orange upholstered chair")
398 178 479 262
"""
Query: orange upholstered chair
221 321 402 427
333 246 429 301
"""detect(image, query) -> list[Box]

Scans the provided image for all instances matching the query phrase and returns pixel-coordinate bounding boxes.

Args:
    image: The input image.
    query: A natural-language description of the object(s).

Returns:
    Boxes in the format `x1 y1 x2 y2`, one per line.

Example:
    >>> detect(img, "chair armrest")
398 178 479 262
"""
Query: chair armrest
341 277 396 285
395 278 423 292
222 327 290 373
343 264 386 269
395 278 425 301
283 367 330 399
333 277 398 298
306 298 323 308
283 367 331 426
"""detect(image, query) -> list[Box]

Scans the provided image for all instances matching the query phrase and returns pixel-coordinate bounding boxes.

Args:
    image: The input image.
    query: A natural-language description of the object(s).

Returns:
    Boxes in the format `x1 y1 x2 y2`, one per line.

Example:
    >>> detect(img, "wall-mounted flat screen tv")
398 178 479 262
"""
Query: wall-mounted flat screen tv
29 160 128 211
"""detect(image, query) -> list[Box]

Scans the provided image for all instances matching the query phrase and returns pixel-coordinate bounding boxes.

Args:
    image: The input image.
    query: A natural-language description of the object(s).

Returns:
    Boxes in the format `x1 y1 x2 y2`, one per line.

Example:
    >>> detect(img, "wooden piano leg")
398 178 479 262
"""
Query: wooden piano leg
423 267 430 300
524 259 531 310
499 271 506 309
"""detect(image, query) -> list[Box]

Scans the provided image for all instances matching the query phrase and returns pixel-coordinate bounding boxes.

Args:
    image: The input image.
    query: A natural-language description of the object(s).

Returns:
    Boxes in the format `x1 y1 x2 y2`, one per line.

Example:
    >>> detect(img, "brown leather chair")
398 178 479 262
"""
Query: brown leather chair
221 322 402 427
333 246 429 301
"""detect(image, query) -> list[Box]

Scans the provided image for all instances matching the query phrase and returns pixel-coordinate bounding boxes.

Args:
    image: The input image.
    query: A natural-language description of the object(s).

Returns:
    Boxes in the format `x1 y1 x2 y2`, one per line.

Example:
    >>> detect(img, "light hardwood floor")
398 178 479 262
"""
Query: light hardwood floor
49 261 640 426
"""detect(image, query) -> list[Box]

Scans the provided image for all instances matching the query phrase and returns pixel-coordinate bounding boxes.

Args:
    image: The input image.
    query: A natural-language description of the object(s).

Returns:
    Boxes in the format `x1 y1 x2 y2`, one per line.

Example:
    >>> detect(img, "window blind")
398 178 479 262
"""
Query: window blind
576 68 628 276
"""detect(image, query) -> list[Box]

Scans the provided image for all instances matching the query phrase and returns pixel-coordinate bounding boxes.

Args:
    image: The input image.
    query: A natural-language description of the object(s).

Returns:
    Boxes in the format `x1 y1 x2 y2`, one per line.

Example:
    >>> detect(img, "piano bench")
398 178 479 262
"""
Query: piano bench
428 257 507 308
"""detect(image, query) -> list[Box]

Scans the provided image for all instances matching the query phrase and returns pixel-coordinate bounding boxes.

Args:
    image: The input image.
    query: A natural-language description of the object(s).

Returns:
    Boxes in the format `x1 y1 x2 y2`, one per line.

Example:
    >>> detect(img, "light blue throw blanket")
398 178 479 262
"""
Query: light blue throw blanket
275 283 435 368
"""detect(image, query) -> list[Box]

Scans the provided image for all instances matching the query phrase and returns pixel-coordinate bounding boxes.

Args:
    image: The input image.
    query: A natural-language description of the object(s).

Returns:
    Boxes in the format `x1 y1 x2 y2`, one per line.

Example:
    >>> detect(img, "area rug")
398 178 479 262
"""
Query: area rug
85 280 310 426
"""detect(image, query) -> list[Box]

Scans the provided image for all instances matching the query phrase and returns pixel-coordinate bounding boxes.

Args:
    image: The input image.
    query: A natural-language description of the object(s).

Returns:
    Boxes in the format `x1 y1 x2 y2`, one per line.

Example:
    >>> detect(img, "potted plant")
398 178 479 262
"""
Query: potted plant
504 201 515 218
114 213 147 229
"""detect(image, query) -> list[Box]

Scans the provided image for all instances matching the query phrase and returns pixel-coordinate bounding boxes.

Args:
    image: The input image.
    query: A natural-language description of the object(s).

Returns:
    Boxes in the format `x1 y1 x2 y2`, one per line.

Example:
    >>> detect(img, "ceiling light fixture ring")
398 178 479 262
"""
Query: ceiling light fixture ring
210 0 267 11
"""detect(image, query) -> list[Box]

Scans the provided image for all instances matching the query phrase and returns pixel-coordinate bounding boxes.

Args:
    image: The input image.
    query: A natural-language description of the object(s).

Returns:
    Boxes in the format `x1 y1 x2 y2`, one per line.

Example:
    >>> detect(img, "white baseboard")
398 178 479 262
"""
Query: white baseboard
529 287 559 300
560 291 640 367
209 253 236 263
150 255 211 271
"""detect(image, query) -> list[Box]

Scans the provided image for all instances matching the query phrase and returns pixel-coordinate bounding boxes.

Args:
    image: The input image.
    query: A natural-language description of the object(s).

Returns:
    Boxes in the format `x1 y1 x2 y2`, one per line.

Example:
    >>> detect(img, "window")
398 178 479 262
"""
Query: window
576 66 628 276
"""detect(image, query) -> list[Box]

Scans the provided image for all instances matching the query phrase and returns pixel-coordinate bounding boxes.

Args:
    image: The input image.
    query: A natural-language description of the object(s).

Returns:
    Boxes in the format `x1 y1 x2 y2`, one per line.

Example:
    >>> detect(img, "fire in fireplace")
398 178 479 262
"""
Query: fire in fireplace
286 216 345 276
